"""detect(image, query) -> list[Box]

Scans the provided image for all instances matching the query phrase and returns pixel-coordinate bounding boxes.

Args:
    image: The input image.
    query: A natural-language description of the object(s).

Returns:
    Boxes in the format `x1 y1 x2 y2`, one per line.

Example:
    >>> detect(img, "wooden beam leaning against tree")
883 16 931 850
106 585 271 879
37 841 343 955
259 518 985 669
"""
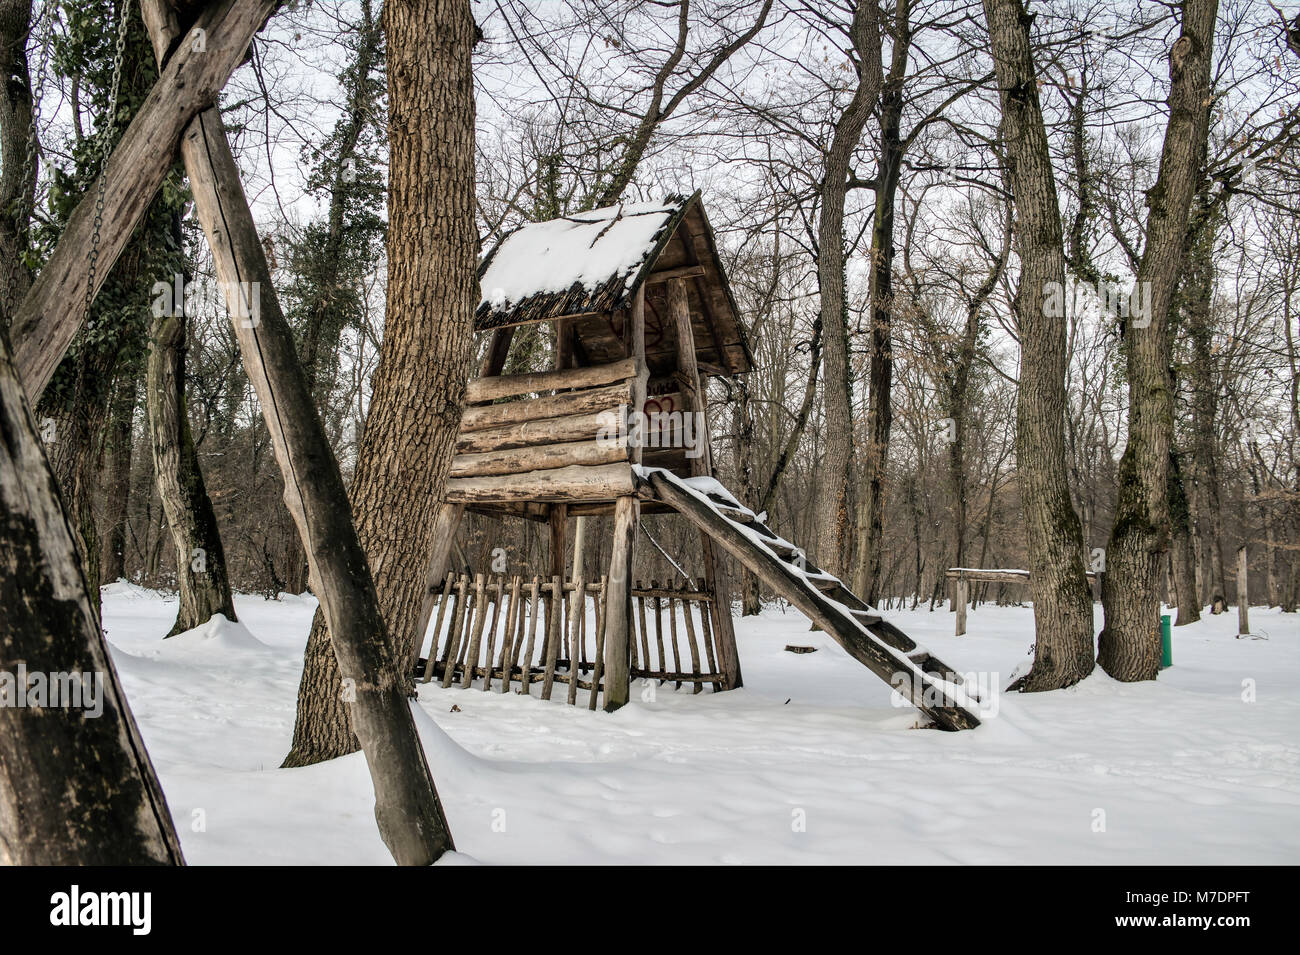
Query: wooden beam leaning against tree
138 0 455 864
9 0 280 402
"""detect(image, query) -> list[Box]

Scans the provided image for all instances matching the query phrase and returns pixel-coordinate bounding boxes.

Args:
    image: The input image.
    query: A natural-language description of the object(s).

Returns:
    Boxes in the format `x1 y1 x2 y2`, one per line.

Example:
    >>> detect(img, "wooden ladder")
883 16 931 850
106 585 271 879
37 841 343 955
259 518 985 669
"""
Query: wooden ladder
641 468 983 731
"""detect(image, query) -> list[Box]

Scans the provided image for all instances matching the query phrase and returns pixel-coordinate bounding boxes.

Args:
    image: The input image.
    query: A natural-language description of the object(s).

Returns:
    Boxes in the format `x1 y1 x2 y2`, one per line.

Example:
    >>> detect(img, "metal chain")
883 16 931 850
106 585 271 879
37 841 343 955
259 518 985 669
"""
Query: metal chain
83 0 134 318
3 3 53 321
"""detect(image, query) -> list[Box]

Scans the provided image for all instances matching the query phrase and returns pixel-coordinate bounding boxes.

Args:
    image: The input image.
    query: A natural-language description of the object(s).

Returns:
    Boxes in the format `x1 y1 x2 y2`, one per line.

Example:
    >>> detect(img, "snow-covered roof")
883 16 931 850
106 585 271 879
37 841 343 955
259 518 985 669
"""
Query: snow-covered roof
478 200 682 317
475 192 753 376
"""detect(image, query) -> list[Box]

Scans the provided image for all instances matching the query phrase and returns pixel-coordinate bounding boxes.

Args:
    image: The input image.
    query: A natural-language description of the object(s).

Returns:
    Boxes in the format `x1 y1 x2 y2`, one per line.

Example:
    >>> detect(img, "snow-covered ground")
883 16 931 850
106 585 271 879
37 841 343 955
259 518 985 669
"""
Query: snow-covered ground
100 582 1300 865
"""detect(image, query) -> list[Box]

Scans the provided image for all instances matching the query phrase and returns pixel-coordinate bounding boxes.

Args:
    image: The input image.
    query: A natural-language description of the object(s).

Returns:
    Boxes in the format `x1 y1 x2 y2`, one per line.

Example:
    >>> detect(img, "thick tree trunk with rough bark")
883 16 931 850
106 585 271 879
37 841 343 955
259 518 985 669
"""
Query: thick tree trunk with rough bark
0 323 185 865
146 273 238 637
283 0 479 766
983 0 1095 690
813 0 881 577
1186 241 1228 612
1099 0 1218 681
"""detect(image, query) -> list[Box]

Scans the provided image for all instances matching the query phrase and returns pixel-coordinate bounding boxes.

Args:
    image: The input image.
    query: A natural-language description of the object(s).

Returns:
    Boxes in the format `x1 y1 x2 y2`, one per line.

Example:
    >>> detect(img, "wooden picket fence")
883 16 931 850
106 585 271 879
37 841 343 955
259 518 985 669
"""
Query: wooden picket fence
419 574 723 707
629 578 724 693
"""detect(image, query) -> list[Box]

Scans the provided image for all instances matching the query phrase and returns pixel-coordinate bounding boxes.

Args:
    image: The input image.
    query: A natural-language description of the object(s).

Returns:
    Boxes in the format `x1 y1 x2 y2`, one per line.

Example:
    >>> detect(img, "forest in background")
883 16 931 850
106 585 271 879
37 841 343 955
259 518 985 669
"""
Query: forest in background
6 0 1287 618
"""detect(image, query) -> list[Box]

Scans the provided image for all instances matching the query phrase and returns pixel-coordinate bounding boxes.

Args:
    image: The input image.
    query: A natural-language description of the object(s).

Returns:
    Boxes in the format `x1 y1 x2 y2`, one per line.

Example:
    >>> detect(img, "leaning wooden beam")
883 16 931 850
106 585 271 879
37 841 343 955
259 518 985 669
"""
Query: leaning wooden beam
648 471 980 731
0 327 185 865
11 0 279 400
138 6 453 859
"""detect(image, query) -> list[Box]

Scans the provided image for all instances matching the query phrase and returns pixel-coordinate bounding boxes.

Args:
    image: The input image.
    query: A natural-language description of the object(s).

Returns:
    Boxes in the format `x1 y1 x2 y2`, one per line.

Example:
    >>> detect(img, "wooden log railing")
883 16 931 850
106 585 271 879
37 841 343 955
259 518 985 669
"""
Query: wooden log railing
630 578 724 693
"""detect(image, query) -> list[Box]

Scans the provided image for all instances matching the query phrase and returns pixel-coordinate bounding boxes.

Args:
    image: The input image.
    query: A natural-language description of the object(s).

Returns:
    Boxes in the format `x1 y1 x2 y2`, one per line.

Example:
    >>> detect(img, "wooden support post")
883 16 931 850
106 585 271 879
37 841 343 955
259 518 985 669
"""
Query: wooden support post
571 516 588 580
955 575 968 636
495 575 522 691
0 327 185 864
550 504 568 585
519 576 542 694
665 277 741 690
1237 546 1250 636
602 496 639 710
134 3 454 862
460 574 489 689
420 576 454 683
588 576 609 710
414 501 465 659
477 327 517 383
542 575 563 699
567 575 586 705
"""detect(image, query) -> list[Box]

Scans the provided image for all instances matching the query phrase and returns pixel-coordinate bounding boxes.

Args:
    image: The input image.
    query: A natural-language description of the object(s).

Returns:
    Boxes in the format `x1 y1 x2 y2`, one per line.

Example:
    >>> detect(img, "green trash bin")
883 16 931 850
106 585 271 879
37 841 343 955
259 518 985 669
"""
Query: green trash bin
1160 614 1172 669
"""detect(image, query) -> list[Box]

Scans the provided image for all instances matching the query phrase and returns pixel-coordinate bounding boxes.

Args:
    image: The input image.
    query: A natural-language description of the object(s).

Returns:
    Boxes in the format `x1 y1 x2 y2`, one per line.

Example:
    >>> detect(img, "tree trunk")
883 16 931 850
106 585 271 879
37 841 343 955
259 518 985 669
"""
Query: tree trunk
1099 0 1217 680
813 0 881 577
732 378 763 615
99 369 138 583
0 319 185 865
851 0 910 605
283 0 480 765
1170 450 1200 625
0 0 37 325
983 0 1095 691
146 253 238 636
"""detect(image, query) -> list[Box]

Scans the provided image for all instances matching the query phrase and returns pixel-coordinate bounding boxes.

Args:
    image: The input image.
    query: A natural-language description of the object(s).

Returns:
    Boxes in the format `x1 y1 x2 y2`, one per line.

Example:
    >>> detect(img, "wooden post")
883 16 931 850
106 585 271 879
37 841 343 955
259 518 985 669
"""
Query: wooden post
665 277 741 690
602 496 639 709
955 575 968 636
136 5 455 864
1237 545 1249 636
550 503 568 584
0 327 185 864
413 501 465 659
571 515 588 580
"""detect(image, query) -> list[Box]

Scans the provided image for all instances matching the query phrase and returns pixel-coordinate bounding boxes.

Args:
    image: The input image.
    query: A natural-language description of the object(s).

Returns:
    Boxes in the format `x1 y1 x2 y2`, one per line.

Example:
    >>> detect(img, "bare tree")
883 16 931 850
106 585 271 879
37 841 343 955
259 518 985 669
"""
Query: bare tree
1099 0 1219 681
982 0 1095 690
